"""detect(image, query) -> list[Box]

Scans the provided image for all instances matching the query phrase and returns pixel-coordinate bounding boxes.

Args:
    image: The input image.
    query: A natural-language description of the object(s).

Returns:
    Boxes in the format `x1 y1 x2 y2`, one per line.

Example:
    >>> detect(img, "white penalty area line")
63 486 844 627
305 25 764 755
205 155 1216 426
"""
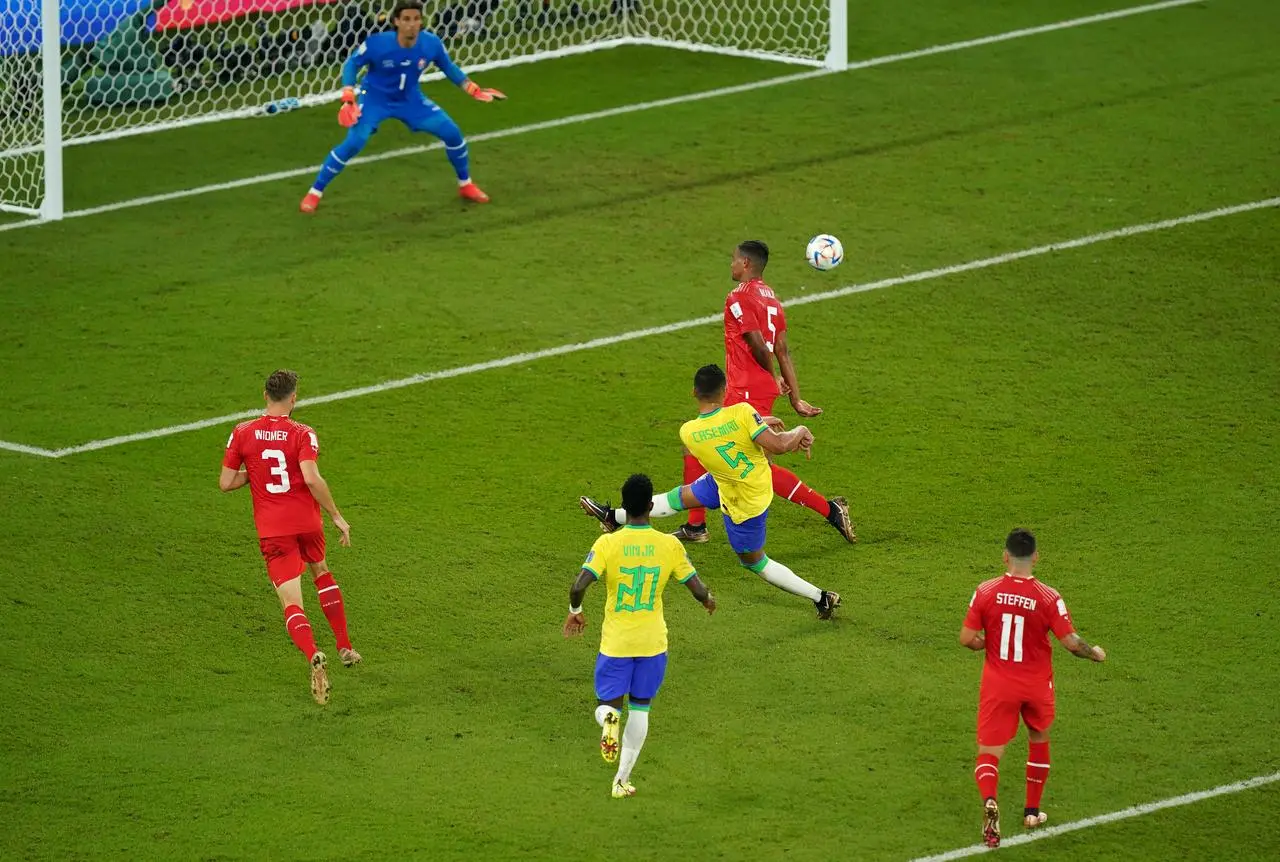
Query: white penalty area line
2 195 1274 460
908 770 1280 861
0 0 1201 234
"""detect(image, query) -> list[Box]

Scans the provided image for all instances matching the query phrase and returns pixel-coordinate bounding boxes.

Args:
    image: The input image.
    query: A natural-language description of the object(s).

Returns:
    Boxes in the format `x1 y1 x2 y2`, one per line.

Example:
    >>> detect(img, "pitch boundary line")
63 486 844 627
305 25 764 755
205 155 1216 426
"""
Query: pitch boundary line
908 770 1280 861
0 0 1201 234
2 195 1273 459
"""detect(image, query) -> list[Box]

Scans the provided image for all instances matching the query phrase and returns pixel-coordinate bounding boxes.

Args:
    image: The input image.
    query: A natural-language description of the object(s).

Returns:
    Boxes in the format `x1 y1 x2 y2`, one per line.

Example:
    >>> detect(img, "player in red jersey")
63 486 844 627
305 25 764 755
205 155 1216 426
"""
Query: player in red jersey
959 528 1107 847
219 370 360 706
671 240 855 545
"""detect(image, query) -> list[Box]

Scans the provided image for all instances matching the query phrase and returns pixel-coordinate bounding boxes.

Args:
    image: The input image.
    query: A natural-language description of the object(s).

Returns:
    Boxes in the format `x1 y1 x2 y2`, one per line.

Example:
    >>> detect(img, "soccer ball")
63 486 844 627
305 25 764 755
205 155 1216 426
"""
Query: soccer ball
806 234 843 271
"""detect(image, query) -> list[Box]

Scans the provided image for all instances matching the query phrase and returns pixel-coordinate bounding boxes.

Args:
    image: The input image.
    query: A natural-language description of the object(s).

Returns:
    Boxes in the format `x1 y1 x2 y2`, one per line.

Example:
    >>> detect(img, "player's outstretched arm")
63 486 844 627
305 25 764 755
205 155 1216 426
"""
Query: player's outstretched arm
756 425 815 460
564 569 595 637
958 625 986 651
683 574 716 614
425 36 505 102
1059 632 1107 662
335 46 370 126
218 466 248 492
774 330 822 417
299 460 351 547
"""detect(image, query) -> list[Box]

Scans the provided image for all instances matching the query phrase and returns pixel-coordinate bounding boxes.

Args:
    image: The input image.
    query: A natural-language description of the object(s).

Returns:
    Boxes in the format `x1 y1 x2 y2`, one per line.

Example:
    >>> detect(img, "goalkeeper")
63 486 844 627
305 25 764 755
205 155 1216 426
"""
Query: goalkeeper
301 0 505 212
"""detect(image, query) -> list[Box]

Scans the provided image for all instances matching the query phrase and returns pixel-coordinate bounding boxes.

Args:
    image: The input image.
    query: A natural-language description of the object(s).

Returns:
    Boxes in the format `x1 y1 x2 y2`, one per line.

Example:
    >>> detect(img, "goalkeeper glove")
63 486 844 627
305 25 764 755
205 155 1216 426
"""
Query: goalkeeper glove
463 80 506 103
338 87 361 127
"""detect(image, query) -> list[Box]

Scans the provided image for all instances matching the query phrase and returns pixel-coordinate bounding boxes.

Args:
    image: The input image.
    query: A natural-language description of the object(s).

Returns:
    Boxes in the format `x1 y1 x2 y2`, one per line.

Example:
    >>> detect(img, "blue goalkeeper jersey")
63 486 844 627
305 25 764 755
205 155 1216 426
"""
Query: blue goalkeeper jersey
342 31 466 103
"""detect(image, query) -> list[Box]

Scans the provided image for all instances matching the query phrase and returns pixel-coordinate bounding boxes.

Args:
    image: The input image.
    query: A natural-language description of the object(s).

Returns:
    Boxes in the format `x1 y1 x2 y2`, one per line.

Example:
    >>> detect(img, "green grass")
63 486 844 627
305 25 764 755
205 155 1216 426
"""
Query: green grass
3 1 1280 860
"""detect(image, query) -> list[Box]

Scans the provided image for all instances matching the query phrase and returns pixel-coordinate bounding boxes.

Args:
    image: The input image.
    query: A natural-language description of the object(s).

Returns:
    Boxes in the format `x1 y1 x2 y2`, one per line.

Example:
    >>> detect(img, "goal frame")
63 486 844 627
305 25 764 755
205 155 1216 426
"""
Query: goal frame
6 0 847 222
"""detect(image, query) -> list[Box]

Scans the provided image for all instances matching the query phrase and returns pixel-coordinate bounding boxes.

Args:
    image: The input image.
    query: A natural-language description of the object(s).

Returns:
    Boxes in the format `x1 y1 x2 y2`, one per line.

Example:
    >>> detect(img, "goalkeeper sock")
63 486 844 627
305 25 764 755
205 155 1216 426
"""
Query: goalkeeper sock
770 465 830 517
683 453 707 527
312 149 350 193
745 556 823 602
615 705 649 783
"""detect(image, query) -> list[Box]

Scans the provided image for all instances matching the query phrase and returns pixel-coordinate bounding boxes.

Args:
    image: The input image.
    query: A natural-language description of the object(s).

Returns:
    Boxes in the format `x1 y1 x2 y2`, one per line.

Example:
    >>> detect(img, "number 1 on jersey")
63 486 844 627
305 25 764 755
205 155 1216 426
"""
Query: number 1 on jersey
999 612 1025 662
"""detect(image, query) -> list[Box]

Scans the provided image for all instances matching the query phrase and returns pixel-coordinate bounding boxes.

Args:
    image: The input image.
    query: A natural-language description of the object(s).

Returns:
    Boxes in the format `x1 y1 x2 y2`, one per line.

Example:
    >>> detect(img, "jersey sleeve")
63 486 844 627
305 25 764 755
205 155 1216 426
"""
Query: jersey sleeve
425 34 467 85
221 429 242 469
298 426 320 462
746 405 769 440
727 293 765 335
673 547 697 584
1048 592 1076 639
342 41 372 87
581 536 608 580
962 589 985 630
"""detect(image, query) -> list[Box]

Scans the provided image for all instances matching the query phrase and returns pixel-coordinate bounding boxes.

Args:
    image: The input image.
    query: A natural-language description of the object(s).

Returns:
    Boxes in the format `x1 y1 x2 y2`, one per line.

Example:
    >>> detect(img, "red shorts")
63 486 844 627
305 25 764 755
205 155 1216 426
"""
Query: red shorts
258 531 326 588
725 387 777 418
977 688 1056 746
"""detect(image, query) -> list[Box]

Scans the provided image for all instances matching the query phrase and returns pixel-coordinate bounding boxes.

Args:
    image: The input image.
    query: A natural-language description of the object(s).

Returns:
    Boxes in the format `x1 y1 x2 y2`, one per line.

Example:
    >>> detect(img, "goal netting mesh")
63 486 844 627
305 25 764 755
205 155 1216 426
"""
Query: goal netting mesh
1 0 838 216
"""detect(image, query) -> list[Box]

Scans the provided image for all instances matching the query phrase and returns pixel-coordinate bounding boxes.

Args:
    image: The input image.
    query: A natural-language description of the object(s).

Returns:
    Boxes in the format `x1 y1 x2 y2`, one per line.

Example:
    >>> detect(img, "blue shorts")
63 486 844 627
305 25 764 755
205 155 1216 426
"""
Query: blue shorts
689 473 769 554
595 653 668 702
357 94 453 135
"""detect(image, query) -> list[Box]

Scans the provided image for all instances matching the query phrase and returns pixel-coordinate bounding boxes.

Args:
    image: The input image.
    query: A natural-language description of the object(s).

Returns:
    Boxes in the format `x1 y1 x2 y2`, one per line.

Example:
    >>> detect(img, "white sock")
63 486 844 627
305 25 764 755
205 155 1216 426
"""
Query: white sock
752 557 823 602
595 704 619 728
615 708 649 783
616 493 680 525
458 177 471 186
308 187 323 197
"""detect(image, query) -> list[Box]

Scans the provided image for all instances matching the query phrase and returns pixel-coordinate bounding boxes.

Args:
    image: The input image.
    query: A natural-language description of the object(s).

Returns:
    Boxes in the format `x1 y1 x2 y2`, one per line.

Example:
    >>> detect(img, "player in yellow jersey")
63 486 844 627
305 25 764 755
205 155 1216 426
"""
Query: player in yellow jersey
581 364 841 620
563 473 716 798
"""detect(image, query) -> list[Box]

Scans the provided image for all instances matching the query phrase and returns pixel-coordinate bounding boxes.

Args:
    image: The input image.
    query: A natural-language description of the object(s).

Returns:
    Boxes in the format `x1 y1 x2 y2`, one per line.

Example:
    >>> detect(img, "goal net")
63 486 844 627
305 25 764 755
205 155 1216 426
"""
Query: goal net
1 0 846 219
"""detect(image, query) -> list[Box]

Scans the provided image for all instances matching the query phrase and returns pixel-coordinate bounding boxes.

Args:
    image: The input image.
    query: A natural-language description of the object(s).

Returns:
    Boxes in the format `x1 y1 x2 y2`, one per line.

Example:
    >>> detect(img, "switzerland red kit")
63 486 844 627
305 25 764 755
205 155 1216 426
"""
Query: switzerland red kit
223 414 325 587
964 574 1076 746
723 277 787 415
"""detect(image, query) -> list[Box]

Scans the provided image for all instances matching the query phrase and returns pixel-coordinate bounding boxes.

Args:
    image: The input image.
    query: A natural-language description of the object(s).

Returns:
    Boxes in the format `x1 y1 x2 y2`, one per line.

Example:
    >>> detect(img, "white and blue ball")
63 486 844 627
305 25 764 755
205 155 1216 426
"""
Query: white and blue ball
805 234 843 271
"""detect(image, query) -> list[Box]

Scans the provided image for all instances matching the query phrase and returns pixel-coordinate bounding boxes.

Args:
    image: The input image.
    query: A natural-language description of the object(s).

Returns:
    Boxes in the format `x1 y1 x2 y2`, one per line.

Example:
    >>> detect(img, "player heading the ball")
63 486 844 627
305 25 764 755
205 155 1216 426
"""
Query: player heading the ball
300 0 506 213
959 528 1107 848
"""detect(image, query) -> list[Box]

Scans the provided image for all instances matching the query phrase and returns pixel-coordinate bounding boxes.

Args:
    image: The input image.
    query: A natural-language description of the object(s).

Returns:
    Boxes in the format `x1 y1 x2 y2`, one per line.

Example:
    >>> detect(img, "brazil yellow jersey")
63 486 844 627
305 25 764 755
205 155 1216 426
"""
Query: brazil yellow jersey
582 525 697 658
680 402 773 523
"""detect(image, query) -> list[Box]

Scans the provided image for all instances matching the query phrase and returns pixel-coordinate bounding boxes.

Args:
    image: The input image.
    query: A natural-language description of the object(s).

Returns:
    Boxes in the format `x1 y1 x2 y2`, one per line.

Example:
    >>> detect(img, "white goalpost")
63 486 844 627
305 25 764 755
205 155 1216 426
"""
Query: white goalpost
1 0 847 222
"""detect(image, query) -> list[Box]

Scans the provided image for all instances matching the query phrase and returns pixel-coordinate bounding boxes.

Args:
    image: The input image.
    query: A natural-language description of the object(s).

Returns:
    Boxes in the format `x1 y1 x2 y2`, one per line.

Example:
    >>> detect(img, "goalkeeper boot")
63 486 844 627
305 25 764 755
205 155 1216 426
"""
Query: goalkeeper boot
825 496 856 543
611 778 637 798
458 182 490 203
310 651 331 705
579 496 622 533
300 190 322 213
983 798 1001 848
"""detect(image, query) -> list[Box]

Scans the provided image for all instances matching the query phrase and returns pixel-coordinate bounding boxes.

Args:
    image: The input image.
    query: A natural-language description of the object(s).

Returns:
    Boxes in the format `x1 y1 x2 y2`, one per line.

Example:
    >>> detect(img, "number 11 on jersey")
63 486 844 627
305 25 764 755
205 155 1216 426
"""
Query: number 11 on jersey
999 612 1025 662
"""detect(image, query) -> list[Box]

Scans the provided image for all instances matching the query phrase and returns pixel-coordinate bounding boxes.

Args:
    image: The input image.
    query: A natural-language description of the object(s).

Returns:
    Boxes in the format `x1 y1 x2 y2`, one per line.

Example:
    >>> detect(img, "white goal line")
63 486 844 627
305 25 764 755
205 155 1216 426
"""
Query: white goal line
0 0 1201 235
0 194 1274 460
908 769 1280 861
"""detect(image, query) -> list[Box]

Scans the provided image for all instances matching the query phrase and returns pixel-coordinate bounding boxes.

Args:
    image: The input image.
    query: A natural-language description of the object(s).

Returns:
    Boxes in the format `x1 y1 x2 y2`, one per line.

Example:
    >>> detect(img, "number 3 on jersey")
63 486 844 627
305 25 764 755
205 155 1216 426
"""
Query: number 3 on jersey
262 449 290 494
999 612 1025 662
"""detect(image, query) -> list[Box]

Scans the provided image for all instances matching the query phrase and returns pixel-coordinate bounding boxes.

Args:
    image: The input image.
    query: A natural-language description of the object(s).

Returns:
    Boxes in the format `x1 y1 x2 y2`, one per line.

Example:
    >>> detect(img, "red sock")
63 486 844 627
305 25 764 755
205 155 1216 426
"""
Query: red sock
975 753 1000 802
771 465 831 517
283 604 317 660
683 453 707 527
1026 741 1050 811
313 573 353 651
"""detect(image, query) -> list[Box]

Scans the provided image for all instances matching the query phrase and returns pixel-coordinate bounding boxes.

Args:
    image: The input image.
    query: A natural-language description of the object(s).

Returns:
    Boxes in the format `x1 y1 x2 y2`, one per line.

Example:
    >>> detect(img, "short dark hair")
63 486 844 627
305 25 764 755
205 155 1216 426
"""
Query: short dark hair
693 364 727 400
621 474 654 519
392 0 424 19
1005 528 1036 560
265 369 299 403
737 240 769 272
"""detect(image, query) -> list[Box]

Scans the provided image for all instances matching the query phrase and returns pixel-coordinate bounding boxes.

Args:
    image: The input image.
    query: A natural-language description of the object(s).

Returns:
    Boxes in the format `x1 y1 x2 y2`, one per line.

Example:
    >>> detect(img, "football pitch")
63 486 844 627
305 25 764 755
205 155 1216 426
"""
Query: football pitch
3 0 1278 859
